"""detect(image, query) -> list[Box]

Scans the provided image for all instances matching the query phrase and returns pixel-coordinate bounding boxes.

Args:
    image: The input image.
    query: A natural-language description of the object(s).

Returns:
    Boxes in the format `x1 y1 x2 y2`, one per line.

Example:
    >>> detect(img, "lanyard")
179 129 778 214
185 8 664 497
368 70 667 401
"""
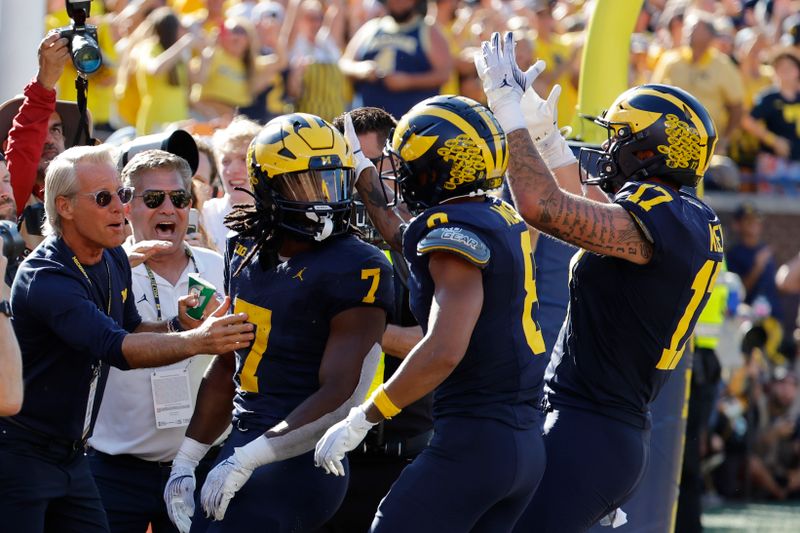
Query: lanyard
143 247 199 321
72 255 111 315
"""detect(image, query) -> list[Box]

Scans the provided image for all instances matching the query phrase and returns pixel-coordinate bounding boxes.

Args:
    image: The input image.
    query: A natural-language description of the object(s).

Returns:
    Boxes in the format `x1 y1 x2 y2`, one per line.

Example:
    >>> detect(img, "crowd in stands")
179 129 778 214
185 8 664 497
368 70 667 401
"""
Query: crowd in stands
34 0 800 195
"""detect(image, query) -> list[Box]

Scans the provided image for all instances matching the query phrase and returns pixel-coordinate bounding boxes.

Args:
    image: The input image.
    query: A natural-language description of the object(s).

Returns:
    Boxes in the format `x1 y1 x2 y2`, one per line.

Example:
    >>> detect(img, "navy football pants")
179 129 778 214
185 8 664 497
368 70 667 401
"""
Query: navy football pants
513 406 650 533
0 425 108 533
88 447 219 533
371 415 545 533
191 424 348 533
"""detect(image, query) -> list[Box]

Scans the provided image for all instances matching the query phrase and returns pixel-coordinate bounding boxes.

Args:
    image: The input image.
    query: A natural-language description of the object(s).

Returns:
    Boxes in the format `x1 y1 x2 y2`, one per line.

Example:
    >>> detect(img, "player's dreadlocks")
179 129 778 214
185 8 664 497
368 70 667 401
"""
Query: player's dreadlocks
223 191 283 276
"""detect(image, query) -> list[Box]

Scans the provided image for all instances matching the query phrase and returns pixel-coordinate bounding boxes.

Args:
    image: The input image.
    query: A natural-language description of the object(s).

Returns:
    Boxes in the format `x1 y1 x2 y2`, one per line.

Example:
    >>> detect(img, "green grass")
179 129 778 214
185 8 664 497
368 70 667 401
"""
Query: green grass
702 502 800 532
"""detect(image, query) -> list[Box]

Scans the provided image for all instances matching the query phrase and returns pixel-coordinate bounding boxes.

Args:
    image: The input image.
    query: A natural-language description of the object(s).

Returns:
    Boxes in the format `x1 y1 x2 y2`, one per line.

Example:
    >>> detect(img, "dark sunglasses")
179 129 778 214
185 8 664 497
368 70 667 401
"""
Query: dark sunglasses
135 189 192 209
76 187 134 207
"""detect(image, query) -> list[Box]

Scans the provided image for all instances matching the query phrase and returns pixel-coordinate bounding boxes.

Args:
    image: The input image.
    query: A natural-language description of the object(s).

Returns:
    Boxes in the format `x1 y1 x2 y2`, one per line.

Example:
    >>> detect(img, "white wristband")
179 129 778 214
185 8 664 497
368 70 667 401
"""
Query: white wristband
490 99 527 135
234 435 277 470
353 149 376 185
534 129 577 170
174 437 212 468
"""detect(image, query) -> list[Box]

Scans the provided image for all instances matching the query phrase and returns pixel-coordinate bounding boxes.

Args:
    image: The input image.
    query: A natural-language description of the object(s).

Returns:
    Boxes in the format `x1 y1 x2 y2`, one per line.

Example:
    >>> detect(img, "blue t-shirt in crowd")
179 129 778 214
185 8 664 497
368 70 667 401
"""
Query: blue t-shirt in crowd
545 182 724 429
7 236 141 441
225 233 393 430
726 242 784 320
403 197 546 429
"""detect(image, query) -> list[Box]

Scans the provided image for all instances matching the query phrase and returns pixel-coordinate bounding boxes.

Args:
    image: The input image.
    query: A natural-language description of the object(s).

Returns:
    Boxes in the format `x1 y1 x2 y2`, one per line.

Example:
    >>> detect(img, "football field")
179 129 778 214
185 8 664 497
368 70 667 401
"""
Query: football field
703 502 800 532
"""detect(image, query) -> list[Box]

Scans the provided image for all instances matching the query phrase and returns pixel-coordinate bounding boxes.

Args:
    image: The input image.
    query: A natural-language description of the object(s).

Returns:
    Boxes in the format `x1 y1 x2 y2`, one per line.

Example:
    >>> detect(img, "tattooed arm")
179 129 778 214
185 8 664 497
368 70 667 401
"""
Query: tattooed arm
506 129 654 265
355 166 406 252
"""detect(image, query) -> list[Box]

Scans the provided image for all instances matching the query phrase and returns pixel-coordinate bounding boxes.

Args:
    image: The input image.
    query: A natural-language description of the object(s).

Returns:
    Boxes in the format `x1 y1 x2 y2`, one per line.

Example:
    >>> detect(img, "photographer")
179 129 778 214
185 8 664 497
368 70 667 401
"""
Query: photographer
0 144 254 532
0 33 75 217
0 237 23 417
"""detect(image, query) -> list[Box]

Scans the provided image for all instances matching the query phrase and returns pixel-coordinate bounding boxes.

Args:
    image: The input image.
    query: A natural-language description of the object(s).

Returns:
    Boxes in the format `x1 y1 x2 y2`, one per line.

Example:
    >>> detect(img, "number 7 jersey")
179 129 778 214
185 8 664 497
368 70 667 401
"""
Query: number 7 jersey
224 234 394 428
545 181 725 429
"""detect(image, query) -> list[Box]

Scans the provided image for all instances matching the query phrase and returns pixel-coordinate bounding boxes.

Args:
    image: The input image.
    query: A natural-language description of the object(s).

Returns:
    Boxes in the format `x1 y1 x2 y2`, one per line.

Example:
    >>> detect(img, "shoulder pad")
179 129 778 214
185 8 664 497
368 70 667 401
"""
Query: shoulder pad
417 226 490 268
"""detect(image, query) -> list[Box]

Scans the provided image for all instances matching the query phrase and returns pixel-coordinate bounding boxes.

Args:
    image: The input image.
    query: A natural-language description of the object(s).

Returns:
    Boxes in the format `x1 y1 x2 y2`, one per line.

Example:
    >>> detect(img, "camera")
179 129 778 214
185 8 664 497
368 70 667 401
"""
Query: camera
57 1 102 75
0 221 25 263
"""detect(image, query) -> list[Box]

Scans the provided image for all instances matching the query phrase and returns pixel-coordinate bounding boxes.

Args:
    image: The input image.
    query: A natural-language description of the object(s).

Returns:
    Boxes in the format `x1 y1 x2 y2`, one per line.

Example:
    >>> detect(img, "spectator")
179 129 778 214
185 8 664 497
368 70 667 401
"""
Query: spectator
727 202 784 321
0 33 85 218
130 7 204 135
0 153 15 222
190 138 218 213
88 150 228 532
340 0 453 120
651 10 744 190
238 1 291 124
741 46 800 192
0 237 22 417
749 367 800 499
284 0 348 121
0 144 253 532
191 17 260 122
530 0 580 129
202 117 261 254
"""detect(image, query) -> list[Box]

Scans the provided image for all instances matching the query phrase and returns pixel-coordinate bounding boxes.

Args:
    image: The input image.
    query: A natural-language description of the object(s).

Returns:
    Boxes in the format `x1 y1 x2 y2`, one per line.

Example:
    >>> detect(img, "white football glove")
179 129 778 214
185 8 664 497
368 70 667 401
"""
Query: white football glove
474 31 545 133
344 112 377 185
200 436 275 521
164 438 211 533
314 406 376 477
521 84 577 170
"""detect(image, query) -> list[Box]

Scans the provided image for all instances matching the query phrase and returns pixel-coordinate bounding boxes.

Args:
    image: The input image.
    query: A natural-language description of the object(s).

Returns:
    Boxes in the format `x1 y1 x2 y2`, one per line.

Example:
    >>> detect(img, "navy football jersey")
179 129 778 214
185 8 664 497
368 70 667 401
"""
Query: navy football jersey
545 181 725 428
403 197 546 429
225 234 393 428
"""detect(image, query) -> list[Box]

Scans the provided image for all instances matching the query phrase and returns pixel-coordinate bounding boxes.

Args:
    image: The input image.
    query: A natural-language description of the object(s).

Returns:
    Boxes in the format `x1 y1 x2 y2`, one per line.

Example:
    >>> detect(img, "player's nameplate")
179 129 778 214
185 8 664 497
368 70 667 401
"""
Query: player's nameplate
151 367 193 429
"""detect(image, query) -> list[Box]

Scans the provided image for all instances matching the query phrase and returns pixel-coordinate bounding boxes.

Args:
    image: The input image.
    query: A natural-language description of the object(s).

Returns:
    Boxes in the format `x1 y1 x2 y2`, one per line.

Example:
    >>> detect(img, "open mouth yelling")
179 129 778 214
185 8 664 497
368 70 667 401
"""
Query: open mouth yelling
155 221 177 239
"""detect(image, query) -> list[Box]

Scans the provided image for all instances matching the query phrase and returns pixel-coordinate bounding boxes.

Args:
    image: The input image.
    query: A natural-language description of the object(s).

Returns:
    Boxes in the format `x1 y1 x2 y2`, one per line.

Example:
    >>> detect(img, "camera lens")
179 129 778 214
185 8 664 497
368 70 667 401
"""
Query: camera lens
71 34 102 75
0 221 26 261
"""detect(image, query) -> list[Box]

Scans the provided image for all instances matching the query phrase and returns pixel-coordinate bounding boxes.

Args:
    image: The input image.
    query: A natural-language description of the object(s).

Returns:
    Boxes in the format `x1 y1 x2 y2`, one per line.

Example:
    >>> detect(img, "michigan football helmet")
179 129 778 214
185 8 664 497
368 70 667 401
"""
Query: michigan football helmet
579 84 717 193
248 113 355 241
383 95 508 212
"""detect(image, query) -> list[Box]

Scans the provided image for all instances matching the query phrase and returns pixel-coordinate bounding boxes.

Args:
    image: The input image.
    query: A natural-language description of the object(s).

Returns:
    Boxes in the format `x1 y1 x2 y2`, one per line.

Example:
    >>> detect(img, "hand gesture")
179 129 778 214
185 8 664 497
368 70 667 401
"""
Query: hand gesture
38 33 70 90
123 239 173 268
188 297 254 354
343 113 376 184
314 406 375 476
522 84 561 144
474 32 545 132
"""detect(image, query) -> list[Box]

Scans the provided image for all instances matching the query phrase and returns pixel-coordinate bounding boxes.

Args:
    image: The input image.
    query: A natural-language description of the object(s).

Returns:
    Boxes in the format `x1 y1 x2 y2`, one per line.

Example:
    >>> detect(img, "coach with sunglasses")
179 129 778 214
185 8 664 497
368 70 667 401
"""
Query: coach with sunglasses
87 149 229 533
0 145 254 533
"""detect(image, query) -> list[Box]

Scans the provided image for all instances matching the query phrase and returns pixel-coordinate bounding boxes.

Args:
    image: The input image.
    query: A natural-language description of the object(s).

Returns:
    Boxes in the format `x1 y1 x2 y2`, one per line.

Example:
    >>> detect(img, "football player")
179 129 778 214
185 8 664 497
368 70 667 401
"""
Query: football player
314 95 548 532
163 113 393 532
474 33 725 531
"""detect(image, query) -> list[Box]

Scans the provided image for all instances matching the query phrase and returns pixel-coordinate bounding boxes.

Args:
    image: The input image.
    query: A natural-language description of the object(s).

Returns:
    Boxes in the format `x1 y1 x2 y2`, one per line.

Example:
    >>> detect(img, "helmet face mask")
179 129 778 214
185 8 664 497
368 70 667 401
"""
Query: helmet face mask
578 84 717 194
381 95 508 213
248 113 355 241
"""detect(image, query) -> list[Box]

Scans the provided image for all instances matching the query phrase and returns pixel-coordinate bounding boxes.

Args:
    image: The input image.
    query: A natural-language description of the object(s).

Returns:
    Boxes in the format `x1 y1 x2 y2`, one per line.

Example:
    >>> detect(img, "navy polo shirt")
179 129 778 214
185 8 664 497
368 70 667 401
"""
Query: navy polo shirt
8 236 141 441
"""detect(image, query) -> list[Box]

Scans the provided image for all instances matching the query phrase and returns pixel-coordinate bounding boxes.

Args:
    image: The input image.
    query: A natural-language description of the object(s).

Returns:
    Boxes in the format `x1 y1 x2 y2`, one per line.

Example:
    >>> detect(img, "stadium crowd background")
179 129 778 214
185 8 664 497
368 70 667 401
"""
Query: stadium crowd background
3 0 800 528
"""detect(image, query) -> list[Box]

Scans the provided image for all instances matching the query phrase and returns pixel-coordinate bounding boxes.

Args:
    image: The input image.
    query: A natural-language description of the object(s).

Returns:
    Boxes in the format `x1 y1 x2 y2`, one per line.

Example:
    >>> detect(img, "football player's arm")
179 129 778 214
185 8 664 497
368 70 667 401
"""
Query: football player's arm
504 129 653 265
355 166 406 252
185 353 237 444
367 252 482 416
382 324 424 360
